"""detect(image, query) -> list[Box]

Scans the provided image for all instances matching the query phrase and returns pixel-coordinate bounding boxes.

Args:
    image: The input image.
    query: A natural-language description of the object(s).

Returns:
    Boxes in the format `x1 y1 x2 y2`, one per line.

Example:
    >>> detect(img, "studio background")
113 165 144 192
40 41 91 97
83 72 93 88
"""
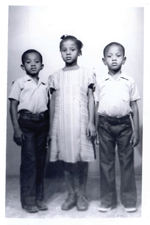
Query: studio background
6 5 143 177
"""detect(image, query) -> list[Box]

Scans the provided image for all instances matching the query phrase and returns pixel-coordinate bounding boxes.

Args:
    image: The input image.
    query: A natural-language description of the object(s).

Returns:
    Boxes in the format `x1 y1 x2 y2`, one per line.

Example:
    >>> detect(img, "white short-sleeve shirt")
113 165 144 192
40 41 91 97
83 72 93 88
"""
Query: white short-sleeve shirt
95 72 140 118
9 75 49 114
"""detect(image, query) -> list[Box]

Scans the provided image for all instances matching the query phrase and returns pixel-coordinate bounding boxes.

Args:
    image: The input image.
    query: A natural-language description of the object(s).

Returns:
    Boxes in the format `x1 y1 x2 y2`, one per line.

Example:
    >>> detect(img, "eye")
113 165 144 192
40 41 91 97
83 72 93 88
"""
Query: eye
107 55 111 58
35 60 39 63
117 55 121 57
26 60 31 64
61 49 66 52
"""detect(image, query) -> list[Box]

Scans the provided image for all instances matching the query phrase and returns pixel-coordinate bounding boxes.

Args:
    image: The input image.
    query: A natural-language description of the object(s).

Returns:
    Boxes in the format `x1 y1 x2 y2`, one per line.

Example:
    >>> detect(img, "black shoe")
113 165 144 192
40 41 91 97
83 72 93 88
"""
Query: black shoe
37 200 48 211
22 205 39 213
61 193 77 210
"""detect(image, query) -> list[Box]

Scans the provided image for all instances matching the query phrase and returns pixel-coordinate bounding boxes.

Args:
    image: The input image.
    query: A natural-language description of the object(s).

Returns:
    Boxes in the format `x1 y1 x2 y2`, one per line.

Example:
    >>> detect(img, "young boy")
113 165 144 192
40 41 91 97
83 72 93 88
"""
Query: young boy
9 49 49 213
95 42 140 212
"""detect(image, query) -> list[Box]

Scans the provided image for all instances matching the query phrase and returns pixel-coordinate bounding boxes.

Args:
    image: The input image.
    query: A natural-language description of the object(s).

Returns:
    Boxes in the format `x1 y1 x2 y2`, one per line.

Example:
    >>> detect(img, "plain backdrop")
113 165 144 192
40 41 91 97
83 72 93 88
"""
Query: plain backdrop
6 6 143 177
1 0 150 224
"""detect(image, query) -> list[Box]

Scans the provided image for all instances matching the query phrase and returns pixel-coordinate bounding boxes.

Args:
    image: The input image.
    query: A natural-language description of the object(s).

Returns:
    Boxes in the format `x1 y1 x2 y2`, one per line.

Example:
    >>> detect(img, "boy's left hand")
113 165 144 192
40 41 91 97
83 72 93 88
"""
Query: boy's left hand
130 131 140 147
46 133 51 148
86 123 96 141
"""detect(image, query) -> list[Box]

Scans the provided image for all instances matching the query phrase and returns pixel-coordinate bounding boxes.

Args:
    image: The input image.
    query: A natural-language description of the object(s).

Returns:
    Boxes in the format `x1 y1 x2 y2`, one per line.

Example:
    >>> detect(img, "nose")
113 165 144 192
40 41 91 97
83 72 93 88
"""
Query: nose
66 49 71 55
112 55 117 61
31 62 36 66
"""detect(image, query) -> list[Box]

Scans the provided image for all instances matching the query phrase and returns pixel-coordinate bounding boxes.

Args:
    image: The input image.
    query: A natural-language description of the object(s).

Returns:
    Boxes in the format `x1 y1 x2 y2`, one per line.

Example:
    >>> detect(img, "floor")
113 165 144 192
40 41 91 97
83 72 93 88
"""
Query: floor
5 174 141 219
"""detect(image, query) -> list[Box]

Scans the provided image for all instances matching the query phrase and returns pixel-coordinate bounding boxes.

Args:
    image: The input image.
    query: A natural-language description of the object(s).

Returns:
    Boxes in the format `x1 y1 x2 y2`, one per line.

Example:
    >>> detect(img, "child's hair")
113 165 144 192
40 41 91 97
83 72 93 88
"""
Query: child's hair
103 42 125 57
59 35 83 53
21 49 43 64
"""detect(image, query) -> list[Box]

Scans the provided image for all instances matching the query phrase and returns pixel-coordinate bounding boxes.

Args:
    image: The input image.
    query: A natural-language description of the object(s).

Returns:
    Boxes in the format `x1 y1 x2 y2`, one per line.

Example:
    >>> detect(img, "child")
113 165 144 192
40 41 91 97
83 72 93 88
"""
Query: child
48 35 96 211
9 49 49 213
95 42 140 212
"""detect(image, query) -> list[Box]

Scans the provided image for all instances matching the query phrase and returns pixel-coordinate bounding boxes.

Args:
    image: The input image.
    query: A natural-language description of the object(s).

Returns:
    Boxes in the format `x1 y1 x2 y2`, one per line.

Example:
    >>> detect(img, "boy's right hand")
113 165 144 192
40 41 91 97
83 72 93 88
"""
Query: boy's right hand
13 128 23 146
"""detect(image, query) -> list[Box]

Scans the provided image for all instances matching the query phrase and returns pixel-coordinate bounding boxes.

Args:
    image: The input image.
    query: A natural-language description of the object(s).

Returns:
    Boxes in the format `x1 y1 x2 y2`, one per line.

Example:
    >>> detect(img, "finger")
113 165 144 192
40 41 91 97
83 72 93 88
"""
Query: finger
91 130 96 137
90 134 96 142
96 136 99 145
133 139 139 147
96 141 99 146
46 144 49 148
130 135 134 144
22 134 25 141
86 129 90 137
15 138 22 146
46 139 51 147
132 138 136 147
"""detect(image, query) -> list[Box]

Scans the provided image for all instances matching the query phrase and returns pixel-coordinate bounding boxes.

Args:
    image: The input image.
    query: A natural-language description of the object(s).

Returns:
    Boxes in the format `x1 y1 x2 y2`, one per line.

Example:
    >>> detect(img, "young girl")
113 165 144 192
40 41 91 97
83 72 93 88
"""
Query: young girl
48 35 96 211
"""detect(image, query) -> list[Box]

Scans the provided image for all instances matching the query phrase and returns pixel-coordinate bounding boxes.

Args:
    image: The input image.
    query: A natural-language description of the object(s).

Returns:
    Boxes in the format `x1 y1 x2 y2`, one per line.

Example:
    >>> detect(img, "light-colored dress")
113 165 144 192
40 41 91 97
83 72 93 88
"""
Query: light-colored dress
48 67 95 163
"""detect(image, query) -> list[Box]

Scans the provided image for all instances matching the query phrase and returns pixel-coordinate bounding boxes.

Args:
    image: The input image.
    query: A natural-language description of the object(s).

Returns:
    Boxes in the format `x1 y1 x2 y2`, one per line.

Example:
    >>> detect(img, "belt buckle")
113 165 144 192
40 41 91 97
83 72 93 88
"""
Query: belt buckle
40 113 44 120
32 113 44 121
31 113 37 120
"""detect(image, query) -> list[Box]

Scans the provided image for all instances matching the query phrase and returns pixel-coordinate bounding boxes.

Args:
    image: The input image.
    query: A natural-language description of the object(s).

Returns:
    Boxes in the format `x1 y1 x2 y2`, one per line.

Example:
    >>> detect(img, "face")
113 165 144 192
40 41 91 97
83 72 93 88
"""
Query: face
21 52 44 76
102 45 126 73
60 40 81 66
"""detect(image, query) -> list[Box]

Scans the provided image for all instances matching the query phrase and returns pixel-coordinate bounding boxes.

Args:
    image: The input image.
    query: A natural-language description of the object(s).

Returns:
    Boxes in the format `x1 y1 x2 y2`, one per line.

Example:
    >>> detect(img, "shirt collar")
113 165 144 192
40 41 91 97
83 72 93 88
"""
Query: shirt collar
23 75 46 85
119 72 129 80
102 72 129 82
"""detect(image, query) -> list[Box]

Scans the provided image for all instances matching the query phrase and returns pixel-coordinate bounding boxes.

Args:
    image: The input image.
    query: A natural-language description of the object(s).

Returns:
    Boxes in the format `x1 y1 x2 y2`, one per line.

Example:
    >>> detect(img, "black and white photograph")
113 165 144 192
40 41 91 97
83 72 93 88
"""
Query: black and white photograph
1 1 150 225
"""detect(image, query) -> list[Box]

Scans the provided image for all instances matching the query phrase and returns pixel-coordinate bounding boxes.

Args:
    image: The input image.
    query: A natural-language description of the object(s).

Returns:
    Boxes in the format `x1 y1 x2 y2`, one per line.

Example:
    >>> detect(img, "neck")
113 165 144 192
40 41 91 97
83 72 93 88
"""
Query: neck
28 74 39 83
108 68 122 76
63 64 79 71
65 60 78 67
108 70 122 80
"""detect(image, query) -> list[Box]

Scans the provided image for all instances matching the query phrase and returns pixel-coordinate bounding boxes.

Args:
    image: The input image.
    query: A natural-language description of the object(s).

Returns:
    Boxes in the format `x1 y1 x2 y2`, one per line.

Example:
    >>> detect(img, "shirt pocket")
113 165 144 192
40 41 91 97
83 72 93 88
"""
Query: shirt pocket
119 90 129 103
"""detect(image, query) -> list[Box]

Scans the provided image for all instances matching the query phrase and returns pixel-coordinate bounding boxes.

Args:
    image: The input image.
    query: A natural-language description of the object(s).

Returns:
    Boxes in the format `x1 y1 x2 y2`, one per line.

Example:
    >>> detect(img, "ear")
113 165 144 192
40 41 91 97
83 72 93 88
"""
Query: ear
41 64 44 70
21 65 25 71
78 50 82 56
102 58 106 65
122 57 126 65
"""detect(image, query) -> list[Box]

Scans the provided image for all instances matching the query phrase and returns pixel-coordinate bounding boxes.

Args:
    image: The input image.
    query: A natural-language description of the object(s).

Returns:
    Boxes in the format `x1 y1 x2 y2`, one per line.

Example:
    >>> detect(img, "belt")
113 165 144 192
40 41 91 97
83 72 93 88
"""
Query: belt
99 115 130 125
19 110 48 121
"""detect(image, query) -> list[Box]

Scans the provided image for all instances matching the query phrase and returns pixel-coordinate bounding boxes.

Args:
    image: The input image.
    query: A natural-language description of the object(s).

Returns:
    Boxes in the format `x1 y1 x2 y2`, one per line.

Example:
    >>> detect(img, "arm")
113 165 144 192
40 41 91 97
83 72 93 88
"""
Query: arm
95 101 99 132
46 91 51 147
130 100 140 147
9 99 23 146
49 90 56 140
87 88 96 140
95 101 99 145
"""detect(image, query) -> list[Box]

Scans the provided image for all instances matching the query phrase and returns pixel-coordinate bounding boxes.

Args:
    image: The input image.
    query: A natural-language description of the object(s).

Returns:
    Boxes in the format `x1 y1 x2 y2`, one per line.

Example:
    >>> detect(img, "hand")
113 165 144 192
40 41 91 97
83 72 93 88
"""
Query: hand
130 130 140 147
13 128 23 146
86 122 96 141
93 84 96 92
95 132 99 146
46 132 51 148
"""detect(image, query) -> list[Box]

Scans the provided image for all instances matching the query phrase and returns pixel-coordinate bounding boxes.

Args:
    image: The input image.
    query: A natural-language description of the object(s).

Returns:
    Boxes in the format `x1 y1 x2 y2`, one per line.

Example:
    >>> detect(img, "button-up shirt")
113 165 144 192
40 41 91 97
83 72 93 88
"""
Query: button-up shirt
95 72 140 118
9 75 49 114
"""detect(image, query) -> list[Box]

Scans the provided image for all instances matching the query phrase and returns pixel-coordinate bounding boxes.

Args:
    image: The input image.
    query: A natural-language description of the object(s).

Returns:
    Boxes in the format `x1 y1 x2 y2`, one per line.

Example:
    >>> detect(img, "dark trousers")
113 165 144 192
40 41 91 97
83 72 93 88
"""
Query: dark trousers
18 111 49 206
98 115 137 208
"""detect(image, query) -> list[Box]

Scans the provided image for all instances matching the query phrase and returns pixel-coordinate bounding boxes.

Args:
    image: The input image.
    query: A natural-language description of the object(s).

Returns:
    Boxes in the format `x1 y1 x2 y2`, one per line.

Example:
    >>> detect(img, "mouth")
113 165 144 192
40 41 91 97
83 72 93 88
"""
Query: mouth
31 68 36 71
66 57 71 60
112 63 117 66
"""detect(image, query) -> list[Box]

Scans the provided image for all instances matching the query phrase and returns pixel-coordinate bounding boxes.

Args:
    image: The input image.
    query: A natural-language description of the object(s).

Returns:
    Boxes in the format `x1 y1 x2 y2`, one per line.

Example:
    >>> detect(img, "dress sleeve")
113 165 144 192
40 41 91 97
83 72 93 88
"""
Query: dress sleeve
88 70 96 91
48 74 56 94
